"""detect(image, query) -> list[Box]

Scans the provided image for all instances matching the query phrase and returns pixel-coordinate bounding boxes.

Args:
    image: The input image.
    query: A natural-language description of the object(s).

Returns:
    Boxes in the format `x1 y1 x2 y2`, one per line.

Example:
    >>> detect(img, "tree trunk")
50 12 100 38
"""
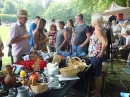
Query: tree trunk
126 0 130 7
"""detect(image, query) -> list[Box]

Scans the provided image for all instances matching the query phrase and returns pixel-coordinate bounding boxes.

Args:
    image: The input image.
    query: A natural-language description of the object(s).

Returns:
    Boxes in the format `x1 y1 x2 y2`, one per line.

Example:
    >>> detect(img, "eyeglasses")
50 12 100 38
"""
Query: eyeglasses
75 18 80 20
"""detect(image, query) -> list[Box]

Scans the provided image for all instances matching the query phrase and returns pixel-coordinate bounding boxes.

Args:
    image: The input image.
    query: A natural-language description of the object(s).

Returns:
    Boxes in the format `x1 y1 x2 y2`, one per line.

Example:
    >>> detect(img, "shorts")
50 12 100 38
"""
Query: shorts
90 56 103 78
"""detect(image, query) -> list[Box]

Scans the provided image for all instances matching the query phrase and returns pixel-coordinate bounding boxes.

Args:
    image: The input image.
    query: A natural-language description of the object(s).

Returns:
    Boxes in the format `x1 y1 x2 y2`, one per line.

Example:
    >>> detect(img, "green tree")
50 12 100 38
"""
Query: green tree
3 0 18 14
44 0 54 9
73 0 127 14
0 0 5 13
25 0 45 19
44 2 79 22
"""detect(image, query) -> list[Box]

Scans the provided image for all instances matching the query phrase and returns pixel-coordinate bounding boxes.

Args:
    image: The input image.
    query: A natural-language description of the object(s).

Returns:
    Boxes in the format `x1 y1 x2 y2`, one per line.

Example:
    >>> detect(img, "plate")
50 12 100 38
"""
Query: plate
48 82 66 89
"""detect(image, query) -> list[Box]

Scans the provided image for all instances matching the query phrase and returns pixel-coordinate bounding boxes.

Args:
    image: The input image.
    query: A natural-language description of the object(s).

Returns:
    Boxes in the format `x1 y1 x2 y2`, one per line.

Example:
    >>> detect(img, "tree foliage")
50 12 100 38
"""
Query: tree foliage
44 0 54 9
3 0 18 14
44 2 79 22
0 0 127 23
72 0 127 14
24 0 45 19
0 14 17 22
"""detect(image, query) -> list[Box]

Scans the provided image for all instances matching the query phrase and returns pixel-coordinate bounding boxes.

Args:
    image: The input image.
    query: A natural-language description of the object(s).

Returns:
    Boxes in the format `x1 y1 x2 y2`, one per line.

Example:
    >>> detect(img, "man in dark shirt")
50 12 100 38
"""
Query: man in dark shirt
72 13 90 55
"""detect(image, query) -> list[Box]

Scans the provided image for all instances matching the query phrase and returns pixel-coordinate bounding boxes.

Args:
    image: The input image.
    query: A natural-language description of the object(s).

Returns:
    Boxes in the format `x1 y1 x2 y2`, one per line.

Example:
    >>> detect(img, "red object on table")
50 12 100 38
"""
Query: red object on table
14 60 47 70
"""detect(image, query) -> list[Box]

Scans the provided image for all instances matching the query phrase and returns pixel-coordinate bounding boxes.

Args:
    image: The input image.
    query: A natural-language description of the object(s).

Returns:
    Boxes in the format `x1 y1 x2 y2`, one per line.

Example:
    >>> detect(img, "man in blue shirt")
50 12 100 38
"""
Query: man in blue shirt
29 16 40 48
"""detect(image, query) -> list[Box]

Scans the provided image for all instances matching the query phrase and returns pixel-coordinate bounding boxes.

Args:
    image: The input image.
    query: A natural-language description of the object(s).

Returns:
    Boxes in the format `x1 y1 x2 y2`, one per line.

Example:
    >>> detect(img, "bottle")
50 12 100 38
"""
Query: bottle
120 92 130 97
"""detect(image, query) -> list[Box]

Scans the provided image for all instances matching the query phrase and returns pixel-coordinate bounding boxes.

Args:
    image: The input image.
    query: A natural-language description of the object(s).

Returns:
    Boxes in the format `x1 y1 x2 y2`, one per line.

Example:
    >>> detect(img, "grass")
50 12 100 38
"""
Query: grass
102 58 130 97
0 26 11 68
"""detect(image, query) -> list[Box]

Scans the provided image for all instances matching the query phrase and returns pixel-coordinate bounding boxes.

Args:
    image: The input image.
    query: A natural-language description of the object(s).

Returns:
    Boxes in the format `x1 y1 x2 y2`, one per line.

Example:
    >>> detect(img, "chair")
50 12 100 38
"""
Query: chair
109 40 120 74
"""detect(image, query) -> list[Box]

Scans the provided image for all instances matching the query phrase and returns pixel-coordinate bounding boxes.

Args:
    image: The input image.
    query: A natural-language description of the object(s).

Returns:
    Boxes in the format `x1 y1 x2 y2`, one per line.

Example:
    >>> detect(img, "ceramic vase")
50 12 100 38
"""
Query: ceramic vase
4 65 16 87
16 86 31 97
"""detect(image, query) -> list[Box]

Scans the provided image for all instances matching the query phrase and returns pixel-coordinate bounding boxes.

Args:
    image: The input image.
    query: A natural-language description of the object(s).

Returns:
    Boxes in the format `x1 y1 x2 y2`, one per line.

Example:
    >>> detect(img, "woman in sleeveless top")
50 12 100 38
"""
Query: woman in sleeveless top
88 14 108 97
66 19 74 52
56 21 68 51
33 18 49 52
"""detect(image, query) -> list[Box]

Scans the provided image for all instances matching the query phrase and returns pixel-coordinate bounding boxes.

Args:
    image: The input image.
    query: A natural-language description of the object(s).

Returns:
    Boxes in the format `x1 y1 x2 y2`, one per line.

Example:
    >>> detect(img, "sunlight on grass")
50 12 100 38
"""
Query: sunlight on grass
3 56 11 65
0 26 10 44
0 26 11 66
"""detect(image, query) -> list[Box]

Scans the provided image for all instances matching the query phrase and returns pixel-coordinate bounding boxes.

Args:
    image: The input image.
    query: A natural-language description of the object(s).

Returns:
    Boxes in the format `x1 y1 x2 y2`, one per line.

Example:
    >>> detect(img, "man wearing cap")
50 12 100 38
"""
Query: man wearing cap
9 9 30 63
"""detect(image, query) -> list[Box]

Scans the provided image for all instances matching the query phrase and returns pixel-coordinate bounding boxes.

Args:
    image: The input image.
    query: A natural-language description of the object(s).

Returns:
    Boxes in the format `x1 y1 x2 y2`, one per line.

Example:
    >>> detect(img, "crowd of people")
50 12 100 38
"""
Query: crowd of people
1 9 130 97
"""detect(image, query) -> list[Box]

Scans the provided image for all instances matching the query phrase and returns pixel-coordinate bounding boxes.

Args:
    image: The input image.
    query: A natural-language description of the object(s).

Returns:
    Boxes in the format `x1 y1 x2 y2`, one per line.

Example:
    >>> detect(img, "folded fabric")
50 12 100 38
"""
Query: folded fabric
14 60 47 70
57 52 72 56
40 52 53 60
57 51 86 58
23 55 30 61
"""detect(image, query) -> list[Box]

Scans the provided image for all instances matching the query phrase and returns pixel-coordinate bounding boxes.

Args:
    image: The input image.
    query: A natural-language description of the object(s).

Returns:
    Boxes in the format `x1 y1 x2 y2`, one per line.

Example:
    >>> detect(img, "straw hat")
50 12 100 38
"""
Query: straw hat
17 9 29 17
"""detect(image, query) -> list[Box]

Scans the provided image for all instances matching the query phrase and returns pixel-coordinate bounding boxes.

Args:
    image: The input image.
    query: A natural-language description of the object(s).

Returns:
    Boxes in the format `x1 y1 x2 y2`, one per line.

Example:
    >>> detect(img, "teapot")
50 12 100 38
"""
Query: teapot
47 63 59 75
48 75 59 87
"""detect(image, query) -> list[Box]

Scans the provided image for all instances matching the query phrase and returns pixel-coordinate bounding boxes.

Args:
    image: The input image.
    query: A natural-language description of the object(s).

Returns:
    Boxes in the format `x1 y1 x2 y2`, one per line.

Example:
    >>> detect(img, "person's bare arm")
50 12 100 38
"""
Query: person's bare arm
71 33 75 45
0 43 4 57
34 30 49 44
123 44 130 48
10 34 29 44
1 43 4 50
59 30 68 48
95 29 108 58
80 32 90 48
114 30 121 33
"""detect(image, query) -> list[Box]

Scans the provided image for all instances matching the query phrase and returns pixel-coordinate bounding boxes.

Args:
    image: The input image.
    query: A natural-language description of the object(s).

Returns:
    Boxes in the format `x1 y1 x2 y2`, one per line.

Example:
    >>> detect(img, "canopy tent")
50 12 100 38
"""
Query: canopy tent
101 1 130 16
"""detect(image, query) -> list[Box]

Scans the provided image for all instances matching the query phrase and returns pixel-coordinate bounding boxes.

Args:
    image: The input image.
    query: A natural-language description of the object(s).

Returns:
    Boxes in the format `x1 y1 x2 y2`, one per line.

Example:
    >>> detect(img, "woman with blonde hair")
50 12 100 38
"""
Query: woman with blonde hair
89 13 108 97
33 18 49 52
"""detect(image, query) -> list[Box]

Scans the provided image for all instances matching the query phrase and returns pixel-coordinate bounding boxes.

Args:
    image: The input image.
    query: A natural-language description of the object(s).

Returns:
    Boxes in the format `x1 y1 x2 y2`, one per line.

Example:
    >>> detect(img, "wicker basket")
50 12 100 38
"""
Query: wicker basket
69 57 86 72
29 55 37 60
59 65 80 77
30 75 48 94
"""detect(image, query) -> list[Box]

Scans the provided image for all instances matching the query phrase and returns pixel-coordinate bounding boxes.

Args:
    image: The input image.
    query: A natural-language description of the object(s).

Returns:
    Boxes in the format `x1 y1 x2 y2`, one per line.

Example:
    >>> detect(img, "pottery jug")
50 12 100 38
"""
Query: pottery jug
48 75 59 87
47 63 59 75
16 86 31 97
4 65 16 87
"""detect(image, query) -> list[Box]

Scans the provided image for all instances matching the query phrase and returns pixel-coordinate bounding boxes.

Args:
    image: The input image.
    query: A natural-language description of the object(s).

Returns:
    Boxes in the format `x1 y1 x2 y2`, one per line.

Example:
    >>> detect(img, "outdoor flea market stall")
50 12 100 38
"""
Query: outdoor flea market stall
0 50 92 97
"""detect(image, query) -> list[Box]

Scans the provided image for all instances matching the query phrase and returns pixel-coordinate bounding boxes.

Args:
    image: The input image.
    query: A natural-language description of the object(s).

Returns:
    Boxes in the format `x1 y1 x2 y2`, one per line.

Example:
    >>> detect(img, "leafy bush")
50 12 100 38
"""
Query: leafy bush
0 14 17 22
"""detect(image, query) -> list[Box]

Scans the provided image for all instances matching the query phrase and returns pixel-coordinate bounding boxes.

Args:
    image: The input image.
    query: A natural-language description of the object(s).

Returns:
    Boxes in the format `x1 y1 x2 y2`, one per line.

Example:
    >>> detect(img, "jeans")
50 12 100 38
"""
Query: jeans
72 45 87 55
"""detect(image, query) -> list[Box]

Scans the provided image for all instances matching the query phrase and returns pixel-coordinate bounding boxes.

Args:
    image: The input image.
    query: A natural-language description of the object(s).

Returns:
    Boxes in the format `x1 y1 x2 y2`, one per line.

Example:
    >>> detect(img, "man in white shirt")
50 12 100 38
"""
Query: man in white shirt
111 20 121 36
120 20 130 45
120 20 130 34
119 30 130 60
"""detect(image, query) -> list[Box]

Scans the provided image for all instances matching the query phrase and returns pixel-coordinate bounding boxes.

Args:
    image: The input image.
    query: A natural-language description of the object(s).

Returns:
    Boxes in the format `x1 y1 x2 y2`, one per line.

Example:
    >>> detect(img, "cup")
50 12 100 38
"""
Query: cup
9 87 16 93
8 92 15 97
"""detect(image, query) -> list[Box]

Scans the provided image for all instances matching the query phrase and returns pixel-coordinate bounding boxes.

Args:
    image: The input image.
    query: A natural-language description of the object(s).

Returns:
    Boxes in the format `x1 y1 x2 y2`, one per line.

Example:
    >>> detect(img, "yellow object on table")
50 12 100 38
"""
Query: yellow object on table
20 70 26 77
